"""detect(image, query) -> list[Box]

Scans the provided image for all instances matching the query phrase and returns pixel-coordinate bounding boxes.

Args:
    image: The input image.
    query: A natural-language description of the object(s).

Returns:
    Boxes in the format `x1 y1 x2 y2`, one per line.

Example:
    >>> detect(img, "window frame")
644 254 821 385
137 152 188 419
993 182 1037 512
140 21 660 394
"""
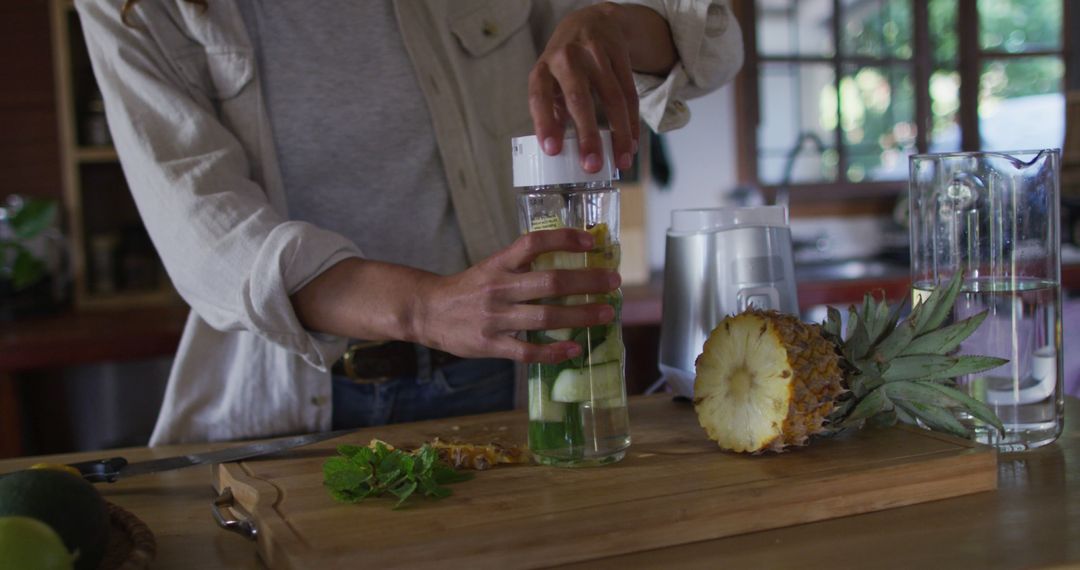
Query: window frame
733 0 1073 204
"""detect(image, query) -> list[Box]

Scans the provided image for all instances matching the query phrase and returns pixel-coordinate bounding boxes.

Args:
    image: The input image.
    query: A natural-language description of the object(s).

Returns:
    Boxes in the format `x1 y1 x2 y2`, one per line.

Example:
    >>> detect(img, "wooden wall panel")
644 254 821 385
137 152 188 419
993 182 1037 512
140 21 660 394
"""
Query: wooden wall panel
1 1 62 200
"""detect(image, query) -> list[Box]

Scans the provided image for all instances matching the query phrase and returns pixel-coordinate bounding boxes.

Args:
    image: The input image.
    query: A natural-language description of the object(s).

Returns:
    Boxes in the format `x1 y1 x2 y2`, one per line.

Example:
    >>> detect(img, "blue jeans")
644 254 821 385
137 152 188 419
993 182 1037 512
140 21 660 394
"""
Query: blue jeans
331 351 515 430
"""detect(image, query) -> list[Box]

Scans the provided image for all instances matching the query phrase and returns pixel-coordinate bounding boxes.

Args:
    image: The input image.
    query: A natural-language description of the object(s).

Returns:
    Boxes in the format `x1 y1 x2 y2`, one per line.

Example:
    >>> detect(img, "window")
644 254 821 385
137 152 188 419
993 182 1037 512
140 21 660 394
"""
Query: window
734 0 1070 199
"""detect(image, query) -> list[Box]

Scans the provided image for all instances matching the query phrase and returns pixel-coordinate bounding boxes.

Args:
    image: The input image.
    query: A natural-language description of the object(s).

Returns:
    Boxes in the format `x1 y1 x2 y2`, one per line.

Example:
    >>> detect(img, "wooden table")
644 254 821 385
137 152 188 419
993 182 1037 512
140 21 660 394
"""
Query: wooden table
0 396 1077 569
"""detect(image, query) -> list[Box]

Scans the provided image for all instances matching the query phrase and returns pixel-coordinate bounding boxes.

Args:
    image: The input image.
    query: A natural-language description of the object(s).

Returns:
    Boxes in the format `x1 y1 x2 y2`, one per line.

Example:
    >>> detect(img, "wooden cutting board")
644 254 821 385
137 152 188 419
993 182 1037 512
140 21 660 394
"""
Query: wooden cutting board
213 394 996 569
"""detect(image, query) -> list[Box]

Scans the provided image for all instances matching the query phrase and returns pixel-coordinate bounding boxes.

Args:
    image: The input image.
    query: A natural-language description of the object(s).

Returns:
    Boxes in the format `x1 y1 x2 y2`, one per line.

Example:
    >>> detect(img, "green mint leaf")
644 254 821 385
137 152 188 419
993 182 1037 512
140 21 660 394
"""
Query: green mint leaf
391 481 418 509
329 488 365 504
322 455 351 478
418 445 437 471
432 464 473 485
336 444 365 458
400 454 415 478
323 457 366 491
359 446 376 463
420 478 453 499
323 442 472 508
377 452 403 485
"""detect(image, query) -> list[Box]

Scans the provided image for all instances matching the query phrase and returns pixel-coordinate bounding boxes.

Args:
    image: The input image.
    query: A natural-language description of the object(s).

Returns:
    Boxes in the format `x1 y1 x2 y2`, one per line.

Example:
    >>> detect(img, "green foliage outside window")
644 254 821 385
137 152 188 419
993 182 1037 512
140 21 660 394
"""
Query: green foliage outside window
756 0 1065 186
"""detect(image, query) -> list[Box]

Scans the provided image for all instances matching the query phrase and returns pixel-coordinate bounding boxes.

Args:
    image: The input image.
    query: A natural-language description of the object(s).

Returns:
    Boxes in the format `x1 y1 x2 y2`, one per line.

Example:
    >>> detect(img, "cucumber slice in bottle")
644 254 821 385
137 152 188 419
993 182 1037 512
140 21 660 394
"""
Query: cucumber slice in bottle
551 360 623 403
528 378 567 422
545 328 574 341
586 331 623 363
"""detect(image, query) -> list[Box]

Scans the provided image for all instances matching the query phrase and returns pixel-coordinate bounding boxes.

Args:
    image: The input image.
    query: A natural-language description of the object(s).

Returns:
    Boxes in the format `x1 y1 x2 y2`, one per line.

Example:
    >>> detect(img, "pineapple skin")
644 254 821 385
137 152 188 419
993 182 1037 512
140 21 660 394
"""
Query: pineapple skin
693 310 845 453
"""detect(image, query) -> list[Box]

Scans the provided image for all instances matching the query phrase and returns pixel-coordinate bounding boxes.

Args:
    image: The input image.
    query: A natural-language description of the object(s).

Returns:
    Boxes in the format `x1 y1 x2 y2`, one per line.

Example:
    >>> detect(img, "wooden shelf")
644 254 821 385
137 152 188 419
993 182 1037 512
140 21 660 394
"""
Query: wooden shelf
51 0 174 312
0 305 189 373
74 145 118 163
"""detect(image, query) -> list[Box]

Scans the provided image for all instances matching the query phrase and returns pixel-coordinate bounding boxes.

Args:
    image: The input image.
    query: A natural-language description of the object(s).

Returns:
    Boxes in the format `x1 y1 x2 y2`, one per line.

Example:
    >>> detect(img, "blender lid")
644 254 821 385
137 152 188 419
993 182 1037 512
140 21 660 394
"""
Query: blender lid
511 130 618 187
668 206 789 235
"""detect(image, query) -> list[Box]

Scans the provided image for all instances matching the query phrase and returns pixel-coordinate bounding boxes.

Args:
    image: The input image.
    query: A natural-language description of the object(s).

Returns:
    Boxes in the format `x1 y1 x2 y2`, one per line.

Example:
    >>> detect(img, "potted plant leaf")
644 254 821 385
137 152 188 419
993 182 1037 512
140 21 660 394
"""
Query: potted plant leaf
0 195 64 320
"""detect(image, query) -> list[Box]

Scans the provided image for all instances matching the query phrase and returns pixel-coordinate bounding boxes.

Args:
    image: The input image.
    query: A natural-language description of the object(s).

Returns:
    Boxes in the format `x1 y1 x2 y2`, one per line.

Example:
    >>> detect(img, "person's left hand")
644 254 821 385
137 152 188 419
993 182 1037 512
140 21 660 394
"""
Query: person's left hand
529 2 640 174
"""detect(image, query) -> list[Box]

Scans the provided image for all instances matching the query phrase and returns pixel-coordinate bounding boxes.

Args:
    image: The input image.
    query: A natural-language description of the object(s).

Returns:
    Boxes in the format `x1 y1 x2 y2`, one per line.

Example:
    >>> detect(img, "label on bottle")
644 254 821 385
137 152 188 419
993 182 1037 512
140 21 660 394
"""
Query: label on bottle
529 215 564 231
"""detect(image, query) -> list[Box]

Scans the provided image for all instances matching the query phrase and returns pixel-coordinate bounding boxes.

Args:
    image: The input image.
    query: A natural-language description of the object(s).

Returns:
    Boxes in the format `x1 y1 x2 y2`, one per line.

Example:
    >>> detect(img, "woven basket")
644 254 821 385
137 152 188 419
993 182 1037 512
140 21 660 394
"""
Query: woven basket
99 502 156 570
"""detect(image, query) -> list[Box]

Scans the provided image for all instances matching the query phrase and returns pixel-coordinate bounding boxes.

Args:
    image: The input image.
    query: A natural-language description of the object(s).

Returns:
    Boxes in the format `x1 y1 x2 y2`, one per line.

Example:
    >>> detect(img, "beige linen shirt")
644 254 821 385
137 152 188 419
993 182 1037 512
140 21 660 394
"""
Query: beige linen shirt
76 0 743 445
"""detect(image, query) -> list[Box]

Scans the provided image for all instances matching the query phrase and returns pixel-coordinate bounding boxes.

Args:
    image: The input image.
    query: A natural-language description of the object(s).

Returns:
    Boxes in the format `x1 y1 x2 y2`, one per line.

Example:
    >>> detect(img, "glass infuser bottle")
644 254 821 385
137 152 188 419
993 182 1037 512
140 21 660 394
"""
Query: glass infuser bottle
511 130 631 467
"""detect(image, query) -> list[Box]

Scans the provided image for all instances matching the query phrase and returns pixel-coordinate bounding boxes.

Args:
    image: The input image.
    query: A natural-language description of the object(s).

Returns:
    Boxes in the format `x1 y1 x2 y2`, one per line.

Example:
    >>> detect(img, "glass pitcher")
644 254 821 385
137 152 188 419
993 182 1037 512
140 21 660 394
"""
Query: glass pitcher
909 149 1063 451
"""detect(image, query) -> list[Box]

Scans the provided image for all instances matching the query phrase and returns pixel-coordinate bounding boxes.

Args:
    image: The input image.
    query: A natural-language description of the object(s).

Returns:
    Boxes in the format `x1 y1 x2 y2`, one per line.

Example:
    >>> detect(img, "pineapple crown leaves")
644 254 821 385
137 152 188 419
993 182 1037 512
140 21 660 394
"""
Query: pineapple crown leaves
824 273 1007 438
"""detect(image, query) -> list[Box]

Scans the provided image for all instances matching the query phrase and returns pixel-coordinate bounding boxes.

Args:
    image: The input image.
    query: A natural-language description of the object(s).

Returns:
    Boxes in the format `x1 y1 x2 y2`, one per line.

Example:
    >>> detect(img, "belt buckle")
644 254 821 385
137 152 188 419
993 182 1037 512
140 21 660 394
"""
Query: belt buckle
341 341 394 385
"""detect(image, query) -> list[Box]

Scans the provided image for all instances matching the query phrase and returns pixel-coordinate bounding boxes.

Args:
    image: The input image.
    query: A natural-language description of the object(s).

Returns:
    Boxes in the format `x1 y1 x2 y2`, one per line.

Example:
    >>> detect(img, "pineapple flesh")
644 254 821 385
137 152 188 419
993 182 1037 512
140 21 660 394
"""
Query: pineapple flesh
694 311 844 453
694 275 1007 454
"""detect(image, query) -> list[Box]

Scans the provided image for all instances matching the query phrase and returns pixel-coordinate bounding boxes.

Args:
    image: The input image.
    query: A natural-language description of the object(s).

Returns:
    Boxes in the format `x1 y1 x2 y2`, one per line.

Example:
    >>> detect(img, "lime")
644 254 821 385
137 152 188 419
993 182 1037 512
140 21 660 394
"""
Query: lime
0 469 109 570
0 516 75 570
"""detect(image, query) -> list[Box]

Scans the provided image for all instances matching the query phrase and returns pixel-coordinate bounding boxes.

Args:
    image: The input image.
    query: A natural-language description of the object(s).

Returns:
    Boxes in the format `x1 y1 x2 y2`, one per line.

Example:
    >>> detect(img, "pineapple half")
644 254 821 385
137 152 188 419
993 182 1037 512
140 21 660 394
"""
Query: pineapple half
694 310 844 452
693 275 1007 453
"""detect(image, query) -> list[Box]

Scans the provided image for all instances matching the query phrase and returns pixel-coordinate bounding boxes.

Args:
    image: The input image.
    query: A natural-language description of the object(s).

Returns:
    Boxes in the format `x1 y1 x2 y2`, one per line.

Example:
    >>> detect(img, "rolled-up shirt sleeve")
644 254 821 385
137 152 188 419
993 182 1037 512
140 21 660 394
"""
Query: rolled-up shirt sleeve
619 0 744 132
77 1 360 369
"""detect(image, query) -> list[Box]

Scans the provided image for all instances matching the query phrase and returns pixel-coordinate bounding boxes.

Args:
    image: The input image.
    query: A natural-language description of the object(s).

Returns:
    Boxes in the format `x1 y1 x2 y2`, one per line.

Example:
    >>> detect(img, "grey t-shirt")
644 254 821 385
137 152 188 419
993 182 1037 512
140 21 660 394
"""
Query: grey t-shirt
237 1 470 276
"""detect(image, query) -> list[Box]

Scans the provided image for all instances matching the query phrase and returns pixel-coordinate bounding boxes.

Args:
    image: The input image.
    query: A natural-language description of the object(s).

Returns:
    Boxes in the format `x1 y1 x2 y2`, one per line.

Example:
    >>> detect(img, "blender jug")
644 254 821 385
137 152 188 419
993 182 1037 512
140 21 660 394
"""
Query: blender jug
909 149 1063 451
658 207 799 397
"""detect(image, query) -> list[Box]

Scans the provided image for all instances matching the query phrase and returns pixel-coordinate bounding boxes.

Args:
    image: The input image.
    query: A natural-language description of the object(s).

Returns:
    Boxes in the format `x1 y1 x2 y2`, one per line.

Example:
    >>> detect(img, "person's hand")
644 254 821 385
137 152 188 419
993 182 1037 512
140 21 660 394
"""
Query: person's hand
529 2 675 173
411 229 620 364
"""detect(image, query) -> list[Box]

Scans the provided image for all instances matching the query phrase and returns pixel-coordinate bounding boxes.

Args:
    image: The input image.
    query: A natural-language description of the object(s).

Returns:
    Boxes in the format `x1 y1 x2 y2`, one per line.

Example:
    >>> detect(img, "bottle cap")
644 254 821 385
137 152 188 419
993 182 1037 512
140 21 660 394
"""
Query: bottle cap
511 130 618 187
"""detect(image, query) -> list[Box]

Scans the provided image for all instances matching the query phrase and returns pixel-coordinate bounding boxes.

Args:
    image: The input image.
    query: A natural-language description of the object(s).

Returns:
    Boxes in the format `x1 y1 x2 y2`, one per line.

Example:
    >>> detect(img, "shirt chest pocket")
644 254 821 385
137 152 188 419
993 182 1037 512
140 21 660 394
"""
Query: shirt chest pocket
449 0 535 138
173 46 255 102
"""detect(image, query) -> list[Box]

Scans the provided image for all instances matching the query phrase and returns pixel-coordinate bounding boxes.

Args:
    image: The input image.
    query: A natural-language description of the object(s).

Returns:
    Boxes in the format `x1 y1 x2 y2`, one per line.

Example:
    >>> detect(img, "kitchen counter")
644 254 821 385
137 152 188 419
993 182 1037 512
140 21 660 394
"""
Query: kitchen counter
0 396 1077 569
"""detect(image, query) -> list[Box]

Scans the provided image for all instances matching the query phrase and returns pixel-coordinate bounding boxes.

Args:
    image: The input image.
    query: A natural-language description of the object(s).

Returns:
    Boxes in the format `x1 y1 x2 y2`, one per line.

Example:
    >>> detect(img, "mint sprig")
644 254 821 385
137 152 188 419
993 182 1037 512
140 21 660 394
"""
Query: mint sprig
323 442 472 509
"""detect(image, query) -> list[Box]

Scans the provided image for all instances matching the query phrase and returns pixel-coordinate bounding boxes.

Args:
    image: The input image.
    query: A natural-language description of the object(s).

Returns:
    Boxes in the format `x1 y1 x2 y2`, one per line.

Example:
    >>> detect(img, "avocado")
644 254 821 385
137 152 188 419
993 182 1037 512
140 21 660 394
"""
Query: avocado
0 469 109 570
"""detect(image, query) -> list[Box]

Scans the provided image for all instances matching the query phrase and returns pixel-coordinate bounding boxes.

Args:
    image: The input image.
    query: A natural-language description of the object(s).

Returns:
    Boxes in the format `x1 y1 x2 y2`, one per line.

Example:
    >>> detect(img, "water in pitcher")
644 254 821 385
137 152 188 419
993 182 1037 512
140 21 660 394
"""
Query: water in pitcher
913 277 1064 451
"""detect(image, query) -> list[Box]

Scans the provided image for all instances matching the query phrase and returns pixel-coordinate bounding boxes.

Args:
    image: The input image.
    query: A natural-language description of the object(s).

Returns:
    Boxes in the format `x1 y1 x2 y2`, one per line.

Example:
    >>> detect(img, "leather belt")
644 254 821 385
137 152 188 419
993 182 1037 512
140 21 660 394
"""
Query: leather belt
332 341 462 384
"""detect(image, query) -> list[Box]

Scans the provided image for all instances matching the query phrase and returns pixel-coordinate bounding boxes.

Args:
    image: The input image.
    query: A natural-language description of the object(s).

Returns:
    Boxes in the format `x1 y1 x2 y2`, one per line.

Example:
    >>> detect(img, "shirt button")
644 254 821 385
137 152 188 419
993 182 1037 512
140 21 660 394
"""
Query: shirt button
311 396 323 406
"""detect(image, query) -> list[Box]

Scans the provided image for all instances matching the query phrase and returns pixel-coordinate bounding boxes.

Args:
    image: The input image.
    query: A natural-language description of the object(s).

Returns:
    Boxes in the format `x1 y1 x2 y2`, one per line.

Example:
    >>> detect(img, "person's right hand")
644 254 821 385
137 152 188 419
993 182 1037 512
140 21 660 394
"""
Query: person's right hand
411 228 621 364
528 3 676 173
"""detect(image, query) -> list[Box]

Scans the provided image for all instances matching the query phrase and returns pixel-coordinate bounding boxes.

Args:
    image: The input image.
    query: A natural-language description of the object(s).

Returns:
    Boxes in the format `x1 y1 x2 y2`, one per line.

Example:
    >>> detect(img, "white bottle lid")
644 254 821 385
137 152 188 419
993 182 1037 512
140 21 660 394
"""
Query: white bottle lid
512 130 618 187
